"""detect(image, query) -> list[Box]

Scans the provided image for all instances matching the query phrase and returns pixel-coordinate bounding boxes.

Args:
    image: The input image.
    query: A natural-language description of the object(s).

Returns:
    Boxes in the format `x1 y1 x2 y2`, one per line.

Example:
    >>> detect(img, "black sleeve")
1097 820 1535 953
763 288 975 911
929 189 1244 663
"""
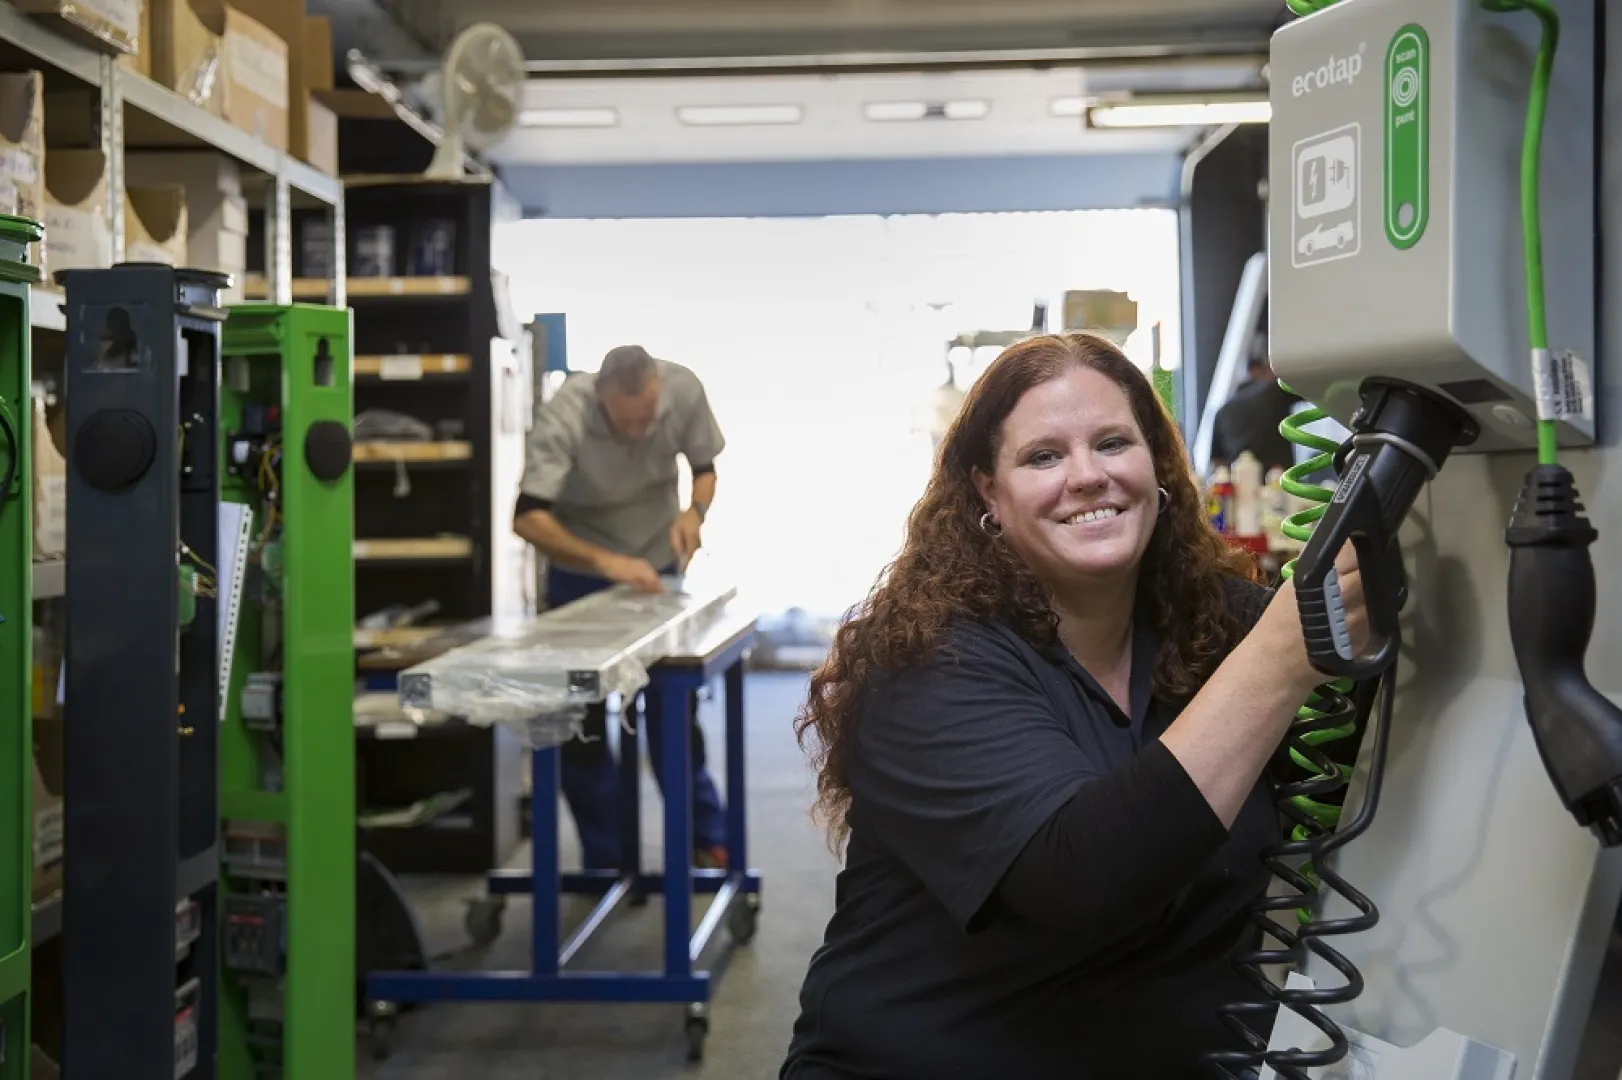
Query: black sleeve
1210 403 1235 464
849 624 1099 933
514 492 553 517
994 575 1270 947
1222 575 1275 634
994 741 1226 942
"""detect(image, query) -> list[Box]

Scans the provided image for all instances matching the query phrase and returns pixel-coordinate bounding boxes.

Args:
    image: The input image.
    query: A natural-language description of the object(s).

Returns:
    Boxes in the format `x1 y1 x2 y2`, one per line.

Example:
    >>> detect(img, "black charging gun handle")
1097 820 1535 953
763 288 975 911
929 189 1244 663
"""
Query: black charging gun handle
1292 446 1403 682
1506 465 1622 846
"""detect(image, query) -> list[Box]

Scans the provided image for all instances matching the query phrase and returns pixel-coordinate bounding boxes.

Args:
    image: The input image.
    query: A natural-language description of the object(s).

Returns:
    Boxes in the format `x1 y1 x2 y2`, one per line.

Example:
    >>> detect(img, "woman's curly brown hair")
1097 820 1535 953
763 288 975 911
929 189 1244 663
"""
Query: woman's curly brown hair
794 332 1261 849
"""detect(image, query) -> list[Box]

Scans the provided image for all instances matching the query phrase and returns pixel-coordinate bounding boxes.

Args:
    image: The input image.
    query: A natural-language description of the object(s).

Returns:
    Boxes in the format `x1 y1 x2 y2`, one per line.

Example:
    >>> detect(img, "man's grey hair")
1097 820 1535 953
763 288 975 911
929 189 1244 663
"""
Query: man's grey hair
598 345 659 396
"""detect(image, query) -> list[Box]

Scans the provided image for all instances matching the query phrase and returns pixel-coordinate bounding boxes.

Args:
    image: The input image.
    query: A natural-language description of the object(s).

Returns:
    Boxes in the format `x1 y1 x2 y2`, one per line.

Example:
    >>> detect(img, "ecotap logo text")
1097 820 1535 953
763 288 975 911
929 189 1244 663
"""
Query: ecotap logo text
1291 43 1367 97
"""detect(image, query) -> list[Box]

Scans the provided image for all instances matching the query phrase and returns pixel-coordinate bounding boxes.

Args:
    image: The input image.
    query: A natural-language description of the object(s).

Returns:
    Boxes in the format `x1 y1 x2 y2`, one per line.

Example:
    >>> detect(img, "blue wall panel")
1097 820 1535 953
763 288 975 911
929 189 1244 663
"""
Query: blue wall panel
500 152 1183 219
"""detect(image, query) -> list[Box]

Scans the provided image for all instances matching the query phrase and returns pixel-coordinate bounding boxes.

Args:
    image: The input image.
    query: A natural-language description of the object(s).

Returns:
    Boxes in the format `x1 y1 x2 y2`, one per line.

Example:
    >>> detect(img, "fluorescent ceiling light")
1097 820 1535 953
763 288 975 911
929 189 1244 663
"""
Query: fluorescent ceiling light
519 107 619 128
678 104 803 126
1087 99 1271 128
864 100 990 122
1050 96 1091 118
942 100 990 121
865 101 928 122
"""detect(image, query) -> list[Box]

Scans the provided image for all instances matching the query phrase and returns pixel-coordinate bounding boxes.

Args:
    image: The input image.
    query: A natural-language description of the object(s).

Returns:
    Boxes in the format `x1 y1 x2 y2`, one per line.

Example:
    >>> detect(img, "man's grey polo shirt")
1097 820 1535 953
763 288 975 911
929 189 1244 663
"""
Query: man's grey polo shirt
518 360 725 571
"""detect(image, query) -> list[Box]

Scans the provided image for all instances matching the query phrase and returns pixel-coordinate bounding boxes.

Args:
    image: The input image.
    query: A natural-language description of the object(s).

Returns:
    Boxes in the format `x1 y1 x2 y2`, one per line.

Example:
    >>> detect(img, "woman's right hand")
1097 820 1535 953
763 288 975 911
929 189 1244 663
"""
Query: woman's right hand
1254 541 1368 698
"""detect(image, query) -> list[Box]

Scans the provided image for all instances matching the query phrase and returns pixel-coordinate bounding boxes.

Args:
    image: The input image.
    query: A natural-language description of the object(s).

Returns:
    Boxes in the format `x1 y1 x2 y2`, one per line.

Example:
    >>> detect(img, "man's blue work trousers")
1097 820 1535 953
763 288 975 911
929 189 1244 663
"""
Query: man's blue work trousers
546 564 729 869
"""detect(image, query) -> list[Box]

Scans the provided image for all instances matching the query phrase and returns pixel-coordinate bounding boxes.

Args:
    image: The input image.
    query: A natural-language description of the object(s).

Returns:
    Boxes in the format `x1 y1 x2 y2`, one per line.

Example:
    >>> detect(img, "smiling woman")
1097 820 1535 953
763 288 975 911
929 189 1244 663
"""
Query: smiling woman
782 331 1369 1078
974 364 1166 599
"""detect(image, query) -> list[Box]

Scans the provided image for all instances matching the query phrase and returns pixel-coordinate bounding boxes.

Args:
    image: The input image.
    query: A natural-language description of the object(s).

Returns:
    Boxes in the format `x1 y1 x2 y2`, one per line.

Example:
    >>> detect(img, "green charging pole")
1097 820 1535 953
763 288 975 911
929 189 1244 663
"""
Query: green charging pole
216 303 355 1080
0 215 42 1080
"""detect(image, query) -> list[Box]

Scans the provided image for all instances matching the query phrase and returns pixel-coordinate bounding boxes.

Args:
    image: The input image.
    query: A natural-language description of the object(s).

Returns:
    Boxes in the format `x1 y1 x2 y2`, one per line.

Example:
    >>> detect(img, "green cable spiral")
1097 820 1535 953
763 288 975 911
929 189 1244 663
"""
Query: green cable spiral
1277 389 1358 916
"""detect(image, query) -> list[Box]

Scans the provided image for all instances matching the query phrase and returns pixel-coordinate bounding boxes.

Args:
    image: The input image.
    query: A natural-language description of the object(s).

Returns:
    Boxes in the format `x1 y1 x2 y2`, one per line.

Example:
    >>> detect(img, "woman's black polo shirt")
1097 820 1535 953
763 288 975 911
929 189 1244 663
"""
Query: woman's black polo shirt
783 577 1281 1079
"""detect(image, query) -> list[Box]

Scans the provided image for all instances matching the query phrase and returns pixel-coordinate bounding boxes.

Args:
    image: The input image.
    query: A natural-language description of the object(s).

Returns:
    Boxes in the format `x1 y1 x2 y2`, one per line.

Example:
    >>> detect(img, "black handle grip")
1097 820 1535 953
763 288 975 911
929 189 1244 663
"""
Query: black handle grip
1506 465 1622 846
1293 447 1402 680
1288 380 1475 684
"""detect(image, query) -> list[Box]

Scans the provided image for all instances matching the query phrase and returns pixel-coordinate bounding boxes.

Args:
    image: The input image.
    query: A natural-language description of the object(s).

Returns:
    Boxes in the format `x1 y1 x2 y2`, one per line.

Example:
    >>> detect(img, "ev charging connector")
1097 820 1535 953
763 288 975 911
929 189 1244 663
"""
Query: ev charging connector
1505 466 1622 845
1291 379 1476 681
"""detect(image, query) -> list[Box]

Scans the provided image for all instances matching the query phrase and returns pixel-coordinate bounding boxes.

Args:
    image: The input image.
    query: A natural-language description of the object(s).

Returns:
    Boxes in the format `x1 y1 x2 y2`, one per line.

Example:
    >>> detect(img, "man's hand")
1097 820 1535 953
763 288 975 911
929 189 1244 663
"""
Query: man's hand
597 553 664 594
670 507 704 569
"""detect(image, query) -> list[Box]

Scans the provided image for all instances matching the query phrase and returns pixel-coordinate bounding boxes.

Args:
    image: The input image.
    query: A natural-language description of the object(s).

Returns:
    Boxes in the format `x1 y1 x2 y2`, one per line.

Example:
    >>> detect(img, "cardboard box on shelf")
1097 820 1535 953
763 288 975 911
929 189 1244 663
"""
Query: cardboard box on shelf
31 395 64 559
150 0 287 147
233 2 334 166
43 149 112 278
1061 289 1139 344
125 185 189 265
13 0 142 56
120 0 153 77
0 73 45 268
32 712 63 903
302 94 337 175
124 152 247 286
149 0 223 109
305 16 333 92
188 191 247 301
125 147 241 199
216 0 287 150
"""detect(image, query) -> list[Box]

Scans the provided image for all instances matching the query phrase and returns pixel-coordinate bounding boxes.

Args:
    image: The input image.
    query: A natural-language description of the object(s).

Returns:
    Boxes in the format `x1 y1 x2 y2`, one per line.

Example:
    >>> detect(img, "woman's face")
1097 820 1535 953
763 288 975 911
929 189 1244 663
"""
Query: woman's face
974 365 1160 588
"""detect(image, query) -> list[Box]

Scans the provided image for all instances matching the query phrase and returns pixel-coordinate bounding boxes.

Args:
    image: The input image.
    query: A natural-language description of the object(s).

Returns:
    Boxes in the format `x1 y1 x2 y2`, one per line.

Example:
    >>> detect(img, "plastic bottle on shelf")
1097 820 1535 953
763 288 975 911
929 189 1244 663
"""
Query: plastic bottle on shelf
1261 466 1287 548
1232 452 1264 538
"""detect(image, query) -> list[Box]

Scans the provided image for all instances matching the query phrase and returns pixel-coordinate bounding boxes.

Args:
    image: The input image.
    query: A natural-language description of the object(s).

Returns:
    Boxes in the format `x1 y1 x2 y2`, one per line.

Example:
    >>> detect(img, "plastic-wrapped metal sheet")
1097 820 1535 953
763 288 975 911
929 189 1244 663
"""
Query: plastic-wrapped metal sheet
396 579 737 745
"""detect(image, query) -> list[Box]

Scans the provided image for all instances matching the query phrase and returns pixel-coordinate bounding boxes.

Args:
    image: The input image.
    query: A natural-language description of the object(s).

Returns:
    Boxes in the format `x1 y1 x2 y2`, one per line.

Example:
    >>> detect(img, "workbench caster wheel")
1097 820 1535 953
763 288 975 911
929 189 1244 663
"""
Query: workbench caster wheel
727 895 760 945
464 896 507 946
365 1001 398 1062
684 1007 709 1064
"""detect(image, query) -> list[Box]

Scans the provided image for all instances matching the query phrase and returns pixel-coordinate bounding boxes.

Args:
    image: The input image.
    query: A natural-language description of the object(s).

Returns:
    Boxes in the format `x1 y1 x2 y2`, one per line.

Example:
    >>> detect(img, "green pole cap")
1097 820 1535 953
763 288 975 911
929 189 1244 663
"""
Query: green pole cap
0 213 45 285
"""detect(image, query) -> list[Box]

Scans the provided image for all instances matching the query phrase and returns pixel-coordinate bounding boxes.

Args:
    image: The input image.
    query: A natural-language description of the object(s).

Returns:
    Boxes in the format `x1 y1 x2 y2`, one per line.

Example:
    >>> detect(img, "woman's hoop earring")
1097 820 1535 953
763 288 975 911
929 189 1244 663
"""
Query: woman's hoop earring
979 512 1002 538
1157 487 1170 513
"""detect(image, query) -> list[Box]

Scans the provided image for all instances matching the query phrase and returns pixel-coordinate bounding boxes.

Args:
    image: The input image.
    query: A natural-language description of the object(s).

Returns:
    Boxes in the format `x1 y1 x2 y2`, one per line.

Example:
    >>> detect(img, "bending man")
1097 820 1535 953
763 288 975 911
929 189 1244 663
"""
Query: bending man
514 344 729 869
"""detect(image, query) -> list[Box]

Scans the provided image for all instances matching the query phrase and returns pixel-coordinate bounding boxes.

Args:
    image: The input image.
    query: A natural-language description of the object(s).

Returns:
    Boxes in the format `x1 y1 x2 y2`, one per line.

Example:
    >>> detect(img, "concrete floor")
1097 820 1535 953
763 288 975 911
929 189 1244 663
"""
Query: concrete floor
361 671 836 1079
357 669 1622 1079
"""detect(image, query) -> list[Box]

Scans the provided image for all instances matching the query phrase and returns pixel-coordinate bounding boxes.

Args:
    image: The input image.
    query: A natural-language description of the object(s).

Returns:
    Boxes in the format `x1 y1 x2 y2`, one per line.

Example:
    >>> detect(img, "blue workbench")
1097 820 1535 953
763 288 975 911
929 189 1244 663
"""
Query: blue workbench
365 609 763 1062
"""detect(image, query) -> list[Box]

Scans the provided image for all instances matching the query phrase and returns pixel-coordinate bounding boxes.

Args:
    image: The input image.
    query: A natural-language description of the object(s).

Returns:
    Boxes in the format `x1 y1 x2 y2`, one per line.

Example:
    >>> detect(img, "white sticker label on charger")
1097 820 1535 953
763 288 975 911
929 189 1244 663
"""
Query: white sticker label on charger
1533 348 1594 422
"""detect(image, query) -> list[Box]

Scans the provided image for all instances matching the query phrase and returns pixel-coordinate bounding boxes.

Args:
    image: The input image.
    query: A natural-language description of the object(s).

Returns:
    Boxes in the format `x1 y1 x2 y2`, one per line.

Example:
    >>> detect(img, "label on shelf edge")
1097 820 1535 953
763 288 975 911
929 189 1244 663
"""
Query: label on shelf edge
380 355 424 380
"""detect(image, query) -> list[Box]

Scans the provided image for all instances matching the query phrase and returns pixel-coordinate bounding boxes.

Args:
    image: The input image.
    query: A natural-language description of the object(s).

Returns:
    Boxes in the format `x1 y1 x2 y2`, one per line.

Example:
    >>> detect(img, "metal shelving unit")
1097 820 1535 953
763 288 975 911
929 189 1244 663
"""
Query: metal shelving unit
29 286 62 333
0 0 346 306
30 557 61 600
9 1 352 783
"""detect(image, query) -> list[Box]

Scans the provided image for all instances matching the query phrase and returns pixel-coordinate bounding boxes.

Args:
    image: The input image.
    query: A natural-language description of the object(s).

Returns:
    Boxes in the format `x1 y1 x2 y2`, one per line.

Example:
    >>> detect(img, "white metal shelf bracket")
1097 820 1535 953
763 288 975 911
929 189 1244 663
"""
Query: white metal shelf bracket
99 56 126 264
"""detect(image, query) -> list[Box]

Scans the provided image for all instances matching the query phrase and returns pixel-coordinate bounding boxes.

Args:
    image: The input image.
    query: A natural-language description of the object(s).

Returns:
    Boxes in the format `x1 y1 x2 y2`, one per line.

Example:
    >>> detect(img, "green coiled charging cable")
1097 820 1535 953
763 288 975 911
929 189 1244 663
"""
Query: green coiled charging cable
1275 397 1358 918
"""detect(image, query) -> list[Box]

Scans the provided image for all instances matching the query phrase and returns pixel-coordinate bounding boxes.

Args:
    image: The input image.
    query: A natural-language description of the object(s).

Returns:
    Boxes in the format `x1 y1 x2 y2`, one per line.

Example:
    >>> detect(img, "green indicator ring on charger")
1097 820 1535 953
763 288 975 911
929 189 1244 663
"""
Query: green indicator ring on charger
0 213 44 285
1385 24 1430 249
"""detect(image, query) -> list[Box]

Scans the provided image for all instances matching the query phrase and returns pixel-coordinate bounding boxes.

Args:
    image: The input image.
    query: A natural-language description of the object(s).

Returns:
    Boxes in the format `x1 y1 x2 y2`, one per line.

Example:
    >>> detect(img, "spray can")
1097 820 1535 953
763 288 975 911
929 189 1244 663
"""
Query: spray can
1207 465 1234 534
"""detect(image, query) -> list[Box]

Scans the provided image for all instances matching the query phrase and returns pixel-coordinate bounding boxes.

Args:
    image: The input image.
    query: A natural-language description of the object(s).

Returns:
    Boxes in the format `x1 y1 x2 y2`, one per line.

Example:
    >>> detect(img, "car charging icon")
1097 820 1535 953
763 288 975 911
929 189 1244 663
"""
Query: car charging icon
1298 219 1356 256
